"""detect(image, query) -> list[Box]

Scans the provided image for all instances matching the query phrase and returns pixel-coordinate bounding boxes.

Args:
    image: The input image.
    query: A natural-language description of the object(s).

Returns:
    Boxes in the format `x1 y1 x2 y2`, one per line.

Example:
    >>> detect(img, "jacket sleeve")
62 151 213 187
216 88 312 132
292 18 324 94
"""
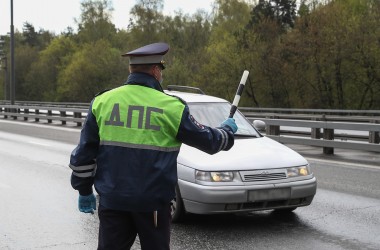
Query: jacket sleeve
69 102 99 195
176 105 234 154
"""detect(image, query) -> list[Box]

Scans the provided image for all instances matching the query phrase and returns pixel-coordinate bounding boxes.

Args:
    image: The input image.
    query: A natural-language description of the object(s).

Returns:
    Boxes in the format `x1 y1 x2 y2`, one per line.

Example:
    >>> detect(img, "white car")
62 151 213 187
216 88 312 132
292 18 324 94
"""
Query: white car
166 86 317 222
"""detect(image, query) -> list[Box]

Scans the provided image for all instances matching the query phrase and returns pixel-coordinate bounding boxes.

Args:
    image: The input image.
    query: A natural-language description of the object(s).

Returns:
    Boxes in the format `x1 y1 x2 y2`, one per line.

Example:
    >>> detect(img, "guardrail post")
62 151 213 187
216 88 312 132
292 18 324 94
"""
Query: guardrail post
60 111 66 125
74 112 82 127
323 128 334 154
12 108 18 120
4 108 8 119
266 116 280 135
268 125 280 135
369 120 379 144
311 116 321 139
47 110 52 123
35 109 39 122
24 108 29 121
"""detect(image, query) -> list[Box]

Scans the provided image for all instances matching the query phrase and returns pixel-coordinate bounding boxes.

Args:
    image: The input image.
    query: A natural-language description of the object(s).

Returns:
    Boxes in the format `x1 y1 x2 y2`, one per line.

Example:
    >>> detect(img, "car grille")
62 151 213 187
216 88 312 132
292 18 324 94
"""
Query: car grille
241 197 311 210
224 196 314 211
241 169 287 182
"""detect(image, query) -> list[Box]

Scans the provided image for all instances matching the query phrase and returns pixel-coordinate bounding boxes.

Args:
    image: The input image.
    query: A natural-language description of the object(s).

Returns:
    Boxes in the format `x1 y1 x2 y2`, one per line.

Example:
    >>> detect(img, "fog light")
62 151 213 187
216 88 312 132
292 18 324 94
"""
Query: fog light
225 204 240 210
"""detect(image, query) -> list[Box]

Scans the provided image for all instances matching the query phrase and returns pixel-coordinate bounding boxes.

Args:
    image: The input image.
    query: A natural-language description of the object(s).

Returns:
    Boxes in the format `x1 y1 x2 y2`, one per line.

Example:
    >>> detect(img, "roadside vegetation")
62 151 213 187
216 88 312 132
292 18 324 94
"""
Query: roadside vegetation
0 0 379 109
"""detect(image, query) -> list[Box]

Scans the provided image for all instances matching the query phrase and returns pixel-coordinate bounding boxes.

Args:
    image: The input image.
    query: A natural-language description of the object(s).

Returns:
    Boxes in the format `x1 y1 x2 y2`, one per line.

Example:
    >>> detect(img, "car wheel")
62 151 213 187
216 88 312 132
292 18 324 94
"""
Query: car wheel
171 185 186 223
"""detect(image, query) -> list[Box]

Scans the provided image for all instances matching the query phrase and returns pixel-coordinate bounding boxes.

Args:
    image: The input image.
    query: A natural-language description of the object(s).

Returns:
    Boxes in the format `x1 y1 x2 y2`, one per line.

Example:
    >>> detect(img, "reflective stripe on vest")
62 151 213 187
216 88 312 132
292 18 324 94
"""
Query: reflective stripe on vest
92 85 185 151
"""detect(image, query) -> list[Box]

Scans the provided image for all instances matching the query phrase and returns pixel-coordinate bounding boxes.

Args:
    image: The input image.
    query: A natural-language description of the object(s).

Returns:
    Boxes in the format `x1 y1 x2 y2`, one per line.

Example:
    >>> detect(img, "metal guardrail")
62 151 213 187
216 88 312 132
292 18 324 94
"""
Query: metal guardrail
239 107 380 116
0 104 88 126
0 102 379 154
257 118 380 154
243 108 379 154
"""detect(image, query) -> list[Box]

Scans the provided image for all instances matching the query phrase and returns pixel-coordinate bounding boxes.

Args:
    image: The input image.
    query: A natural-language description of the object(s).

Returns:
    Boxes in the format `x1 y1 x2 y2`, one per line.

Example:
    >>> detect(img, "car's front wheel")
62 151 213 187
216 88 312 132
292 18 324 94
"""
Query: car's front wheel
171 185 186 223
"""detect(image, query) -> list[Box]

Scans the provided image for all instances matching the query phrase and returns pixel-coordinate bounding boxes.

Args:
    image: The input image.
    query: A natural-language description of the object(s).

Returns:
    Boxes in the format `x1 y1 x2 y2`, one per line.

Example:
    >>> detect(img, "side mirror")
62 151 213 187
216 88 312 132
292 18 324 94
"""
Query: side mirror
253 120 266 132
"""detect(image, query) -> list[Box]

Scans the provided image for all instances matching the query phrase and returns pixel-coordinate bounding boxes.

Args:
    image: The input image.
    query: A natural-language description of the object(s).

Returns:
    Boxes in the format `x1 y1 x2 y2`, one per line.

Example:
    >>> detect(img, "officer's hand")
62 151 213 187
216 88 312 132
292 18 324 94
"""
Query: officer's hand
221 118 238 134
78 194 96 214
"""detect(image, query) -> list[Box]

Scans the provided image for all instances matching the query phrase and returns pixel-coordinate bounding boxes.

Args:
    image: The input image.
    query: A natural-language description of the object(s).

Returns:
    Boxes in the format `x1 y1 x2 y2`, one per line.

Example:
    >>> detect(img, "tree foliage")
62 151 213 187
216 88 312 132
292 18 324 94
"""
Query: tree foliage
249 0 297 30
56 39 126 101
24 36 77 101
0 0 379 109
76 0 117 44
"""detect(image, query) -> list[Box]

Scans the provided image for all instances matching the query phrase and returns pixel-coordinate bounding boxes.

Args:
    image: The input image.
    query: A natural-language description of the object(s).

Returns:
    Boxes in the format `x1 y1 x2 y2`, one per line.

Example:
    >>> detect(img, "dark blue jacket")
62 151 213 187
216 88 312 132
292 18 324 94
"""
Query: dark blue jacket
70 73 234 212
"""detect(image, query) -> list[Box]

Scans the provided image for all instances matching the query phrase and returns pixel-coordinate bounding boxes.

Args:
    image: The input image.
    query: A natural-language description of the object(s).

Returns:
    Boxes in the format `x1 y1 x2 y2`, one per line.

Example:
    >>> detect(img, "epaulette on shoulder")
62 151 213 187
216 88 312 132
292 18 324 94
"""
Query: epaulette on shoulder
166 93 187 105
95 89 112 97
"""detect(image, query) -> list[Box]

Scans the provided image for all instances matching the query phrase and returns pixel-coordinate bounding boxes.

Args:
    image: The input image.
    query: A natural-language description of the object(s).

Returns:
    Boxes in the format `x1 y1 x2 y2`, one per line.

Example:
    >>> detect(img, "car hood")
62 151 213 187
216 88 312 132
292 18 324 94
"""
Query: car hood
178 136 308 171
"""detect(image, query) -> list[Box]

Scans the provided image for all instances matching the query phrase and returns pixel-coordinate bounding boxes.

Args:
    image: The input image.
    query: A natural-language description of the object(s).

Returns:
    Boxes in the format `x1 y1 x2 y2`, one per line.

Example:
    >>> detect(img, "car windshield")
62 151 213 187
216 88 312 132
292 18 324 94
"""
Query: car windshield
187 102 260 137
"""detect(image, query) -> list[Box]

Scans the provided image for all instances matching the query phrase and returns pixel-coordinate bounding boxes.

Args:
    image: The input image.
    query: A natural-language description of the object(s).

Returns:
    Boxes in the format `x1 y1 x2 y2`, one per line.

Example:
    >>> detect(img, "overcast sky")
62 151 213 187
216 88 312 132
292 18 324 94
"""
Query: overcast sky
0 0 214 35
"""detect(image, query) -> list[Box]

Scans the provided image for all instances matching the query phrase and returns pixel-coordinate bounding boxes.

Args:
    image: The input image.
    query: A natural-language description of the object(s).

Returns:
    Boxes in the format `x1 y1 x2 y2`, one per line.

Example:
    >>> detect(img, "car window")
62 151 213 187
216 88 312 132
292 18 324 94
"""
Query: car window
187 102 260 137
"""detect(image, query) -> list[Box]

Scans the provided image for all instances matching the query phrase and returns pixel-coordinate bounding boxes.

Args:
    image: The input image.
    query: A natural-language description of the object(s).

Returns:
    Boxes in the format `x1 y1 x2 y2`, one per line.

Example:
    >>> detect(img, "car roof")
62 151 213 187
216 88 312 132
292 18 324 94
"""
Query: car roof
164 90 229 104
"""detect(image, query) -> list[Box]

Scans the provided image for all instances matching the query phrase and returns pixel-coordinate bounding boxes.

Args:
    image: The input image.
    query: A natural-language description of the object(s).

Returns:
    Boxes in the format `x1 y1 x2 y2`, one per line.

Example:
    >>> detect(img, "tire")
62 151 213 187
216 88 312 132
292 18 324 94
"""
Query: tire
171 185 186 223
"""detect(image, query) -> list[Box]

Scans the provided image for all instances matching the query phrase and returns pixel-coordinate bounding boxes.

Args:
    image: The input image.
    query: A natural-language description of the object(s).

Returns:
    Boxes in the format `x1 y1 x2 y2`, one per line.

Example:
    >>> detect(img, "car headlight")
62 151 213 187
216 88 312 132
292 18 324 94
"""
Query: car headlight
195 170 236 182
286 165 312 178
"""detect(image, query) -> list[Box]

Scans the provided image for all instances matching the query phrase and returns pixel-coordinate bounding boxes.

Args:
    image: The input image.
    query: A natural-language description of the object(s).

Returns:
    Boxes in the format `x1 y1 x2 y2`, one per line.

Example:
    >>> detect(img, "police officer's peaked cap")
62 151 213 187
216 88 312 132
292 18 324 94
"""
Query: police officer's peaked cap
122 42 169 69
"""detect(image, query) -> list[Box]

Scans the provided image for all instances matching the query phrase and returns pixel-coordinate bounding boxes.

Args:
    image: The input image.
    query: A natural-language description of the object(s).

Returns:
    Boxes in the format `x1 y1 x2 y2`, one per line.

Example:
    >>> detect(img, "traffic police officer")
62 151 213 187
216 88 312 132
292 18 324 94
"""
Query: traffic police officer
69 42 237 250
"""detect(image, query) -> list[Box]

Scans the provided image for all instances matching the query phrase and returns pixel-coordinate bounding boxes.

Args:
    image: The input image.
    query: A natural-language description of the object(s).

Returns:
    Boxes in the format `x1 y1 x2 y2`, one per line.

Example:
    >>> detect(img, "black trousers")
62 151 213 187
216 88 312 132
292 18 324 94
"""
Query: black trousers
98 204 171 250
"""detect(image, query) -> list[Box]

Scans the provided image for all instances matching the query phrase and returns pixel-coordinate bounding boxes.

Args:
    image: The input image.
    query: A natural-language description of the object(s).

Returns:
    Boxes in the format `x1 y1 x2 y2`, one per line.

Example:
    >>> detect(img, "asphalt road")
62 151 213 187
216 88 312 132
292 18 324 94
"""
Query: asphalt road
0 120 379 250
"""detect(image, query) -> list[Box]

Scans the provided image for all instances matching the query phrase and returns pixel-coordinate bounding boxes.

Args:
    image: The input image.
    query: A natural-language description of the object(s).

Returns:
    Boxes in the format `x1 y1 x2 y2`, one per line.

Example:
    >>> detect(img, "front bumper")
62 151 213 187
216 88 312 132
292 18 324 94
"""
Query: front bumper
178 177 317 214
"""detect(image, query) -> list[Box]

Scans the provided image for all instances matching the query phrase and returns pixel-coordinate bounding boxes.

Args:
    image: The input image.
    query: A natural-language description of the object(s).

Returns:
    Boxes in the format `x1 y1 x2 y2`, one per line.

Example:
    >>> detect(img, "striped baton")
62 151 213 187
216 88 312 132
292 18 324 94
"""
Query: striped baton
229 70 249 118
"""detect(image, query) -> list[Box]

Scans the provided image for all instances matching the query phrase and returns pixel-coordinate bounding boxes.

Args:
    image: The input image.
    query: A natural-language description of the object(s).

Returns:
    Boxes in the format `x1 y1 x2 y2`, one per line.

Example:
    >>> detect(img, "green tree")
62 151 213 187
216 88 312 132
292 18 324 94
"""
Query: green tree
0 35 9 100
249 0 297 30
198 0 251 103
56 39 127 102
22 22 54 49
22 22 38 47
161 10 212 88
342 0 380 109
6 0 380 109
239 0 292 107
127 0 165 47
24 36 77 101
9 31 40 101
76 0 117 44
266 0 380 109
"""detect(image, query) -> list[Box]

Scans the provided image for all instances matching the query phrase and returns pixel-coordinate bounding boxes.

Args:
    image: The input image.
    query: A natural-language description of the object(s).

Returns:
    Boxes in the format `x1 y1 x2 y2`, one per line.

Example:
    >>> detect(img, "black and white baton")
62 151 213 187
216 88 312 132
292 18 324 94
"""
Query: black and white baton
229 70 249 118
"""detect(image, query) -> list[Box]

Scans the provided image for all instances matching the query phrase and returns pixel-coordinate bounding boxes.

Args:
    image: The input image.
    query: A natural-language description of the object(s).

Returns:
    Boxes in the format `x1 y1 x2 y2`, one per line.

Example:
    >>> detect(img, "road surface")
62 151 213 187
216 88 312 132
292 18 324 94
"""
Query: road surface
0 120 379 250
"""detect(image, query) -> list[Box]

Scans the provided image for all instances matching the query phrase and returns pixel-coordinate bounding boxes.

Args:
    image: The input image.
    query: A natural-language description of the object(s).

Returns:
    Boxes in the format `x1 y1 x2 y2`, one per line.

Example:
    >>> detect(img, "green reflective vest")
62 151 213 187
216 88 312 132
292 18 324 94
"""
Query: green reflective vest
92 85 185 152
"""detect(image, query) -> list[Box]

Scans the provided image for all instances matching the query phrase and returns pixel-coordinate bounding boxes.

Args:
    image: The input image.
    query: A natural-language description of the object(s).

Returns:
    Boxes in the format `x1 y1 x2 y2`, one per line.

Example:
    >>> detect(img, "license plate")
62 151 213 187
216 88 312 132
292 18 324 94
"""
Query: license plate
248 188 290 201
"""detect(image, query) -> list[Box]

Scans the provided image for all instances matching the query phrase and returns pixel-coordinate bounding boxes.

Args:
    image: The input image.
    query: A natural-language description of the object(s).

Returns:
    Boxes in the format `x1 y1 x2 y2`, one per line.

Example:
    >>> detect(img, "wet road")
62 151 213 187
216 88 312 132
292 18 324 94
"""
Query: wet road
0 120 379 250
